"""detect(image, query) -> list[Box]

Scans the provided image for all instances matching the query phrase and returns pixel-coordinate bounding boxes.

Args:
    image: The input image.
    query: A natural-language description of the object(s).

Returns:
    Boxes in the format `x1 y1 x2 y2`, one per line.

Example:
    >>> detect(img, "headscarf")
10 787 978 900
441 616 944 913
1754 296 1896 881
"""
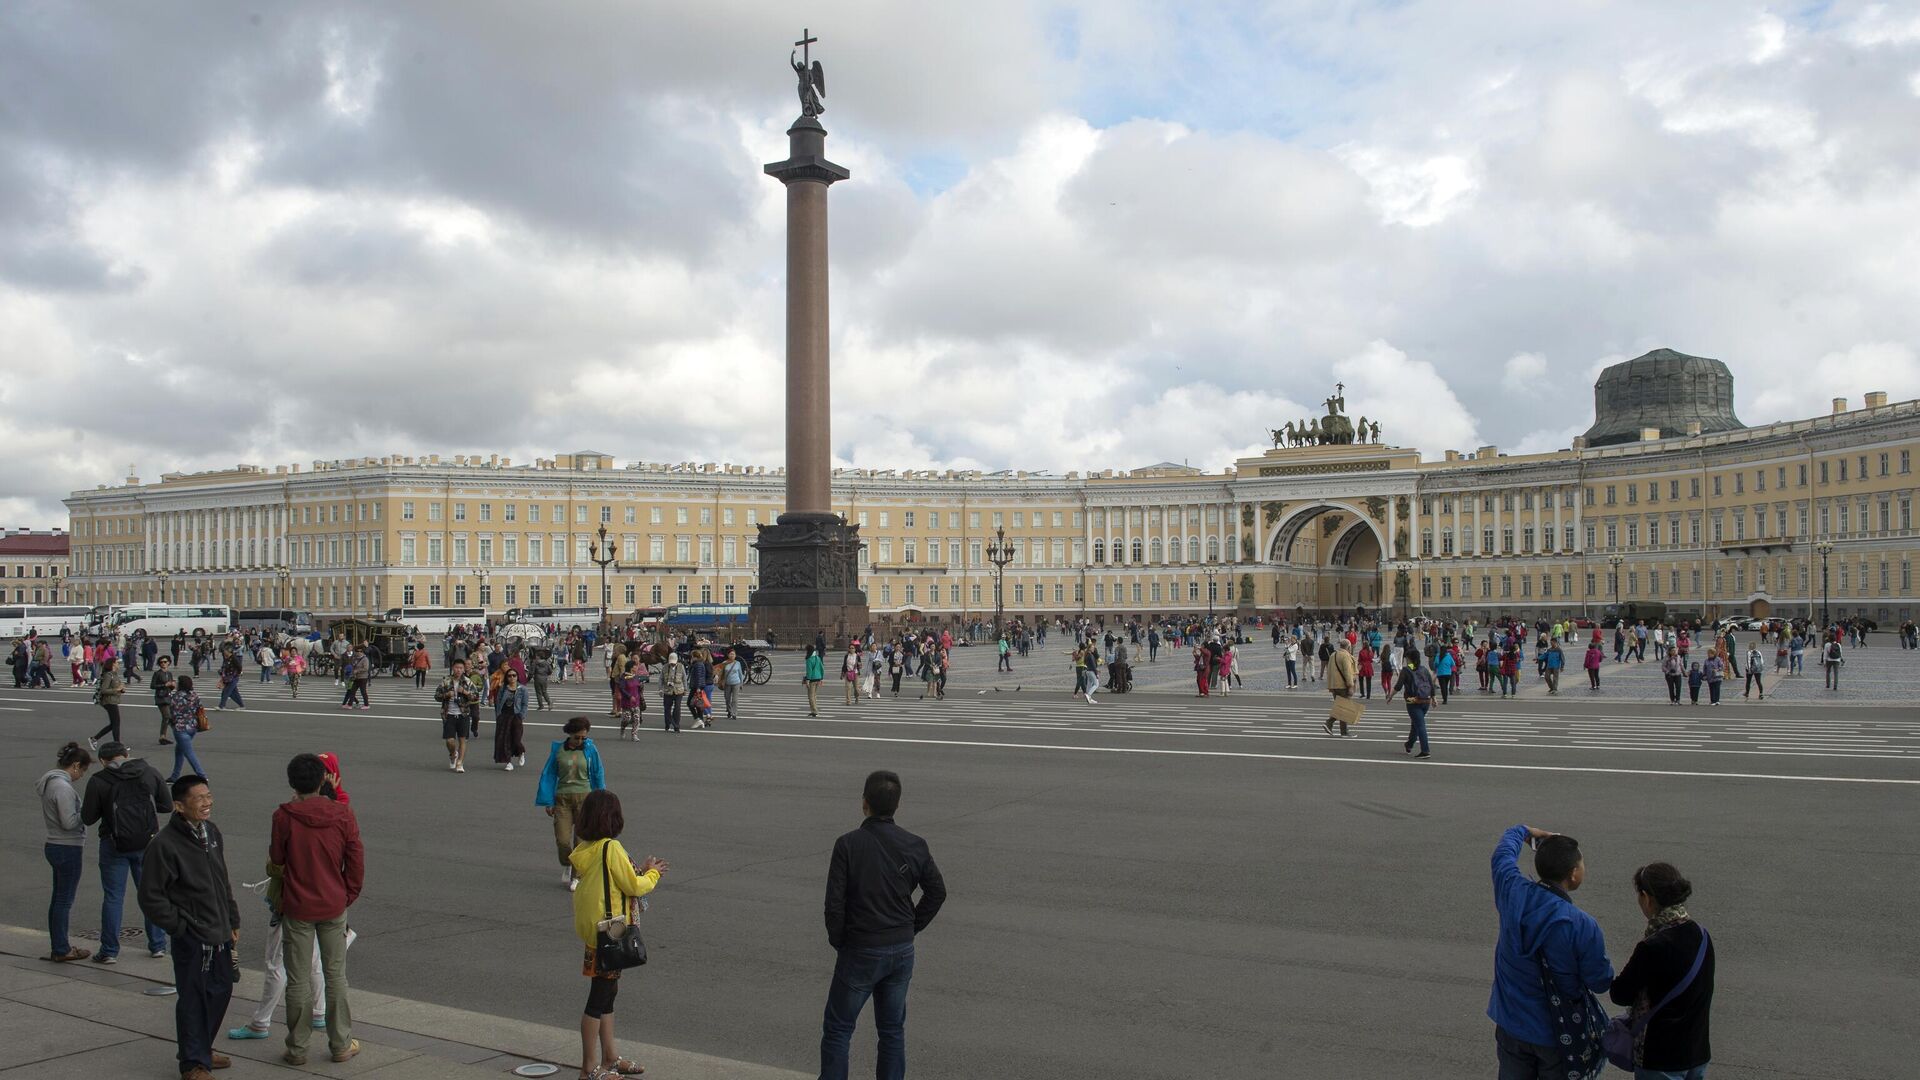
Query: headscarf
316 751 349 805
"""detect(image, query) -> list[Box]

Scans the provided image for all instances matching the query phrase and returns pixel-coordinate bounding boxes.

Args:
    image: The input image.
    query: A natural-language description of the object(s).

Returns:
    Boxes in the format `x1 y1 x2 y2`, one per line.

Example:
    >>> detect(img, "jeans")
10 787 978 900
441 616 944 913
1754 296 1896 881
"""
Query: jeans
663 694 682 730
99 838 166 958
172 936 236 1074
259 665 273 683
45 843 83 955
1285 659 1297 685
1708 680 1722 705
1404 702 1430 754
283 915 353 1056
169 728 207 780
1494 1025 1572 1080
92 702 123 743
218 681 244 709
722 684 739 721
820 941 915 1080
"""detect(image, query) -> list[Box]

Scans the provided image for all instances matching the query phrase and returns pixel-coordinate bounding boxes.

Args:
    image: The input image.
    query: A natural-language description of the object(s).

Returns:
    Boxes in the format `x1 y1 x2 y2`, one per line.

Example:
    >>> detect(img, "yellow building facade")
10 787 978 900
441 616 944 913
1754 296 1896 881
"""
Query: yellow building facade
63 393 1920 628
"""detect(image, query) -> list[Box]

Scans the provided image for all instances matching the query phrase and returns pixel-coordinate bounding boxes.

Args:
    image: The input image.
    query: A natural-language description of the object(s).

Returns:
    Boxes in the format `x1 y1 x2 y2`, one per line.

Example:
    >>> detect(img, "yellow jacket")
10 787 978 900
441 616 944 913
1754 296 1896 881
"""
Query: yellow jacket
569 837 660 944
1326 648 1358 692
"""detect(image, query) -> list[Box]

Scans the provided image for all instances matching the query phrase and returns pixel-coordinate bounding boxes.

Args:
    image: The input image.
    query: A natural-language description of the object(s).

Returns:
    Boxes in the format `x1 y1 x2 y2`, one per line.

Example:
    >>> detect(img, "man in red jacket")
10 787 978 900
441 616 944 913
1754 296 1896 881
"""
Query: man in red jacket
268 753 364 1066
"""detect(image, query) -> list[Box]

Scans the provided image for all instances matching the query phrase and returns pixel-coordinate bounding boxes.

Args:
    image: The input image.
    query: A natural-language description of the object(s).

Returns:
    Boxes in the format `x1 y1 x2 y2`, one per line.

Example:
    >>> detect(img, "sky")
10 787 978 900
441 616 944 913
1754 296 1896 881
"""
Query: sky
4 1 1920 526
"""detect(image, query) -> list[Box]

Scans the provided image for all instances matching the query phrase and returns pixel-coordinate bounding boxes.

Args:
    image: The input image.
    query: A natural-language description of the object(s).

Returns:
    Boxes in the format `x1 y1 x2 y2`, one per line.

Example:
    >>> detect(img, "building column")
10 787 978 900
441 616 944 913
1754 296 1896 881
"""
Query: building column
1472 494 1483 557
1386 495 1399 559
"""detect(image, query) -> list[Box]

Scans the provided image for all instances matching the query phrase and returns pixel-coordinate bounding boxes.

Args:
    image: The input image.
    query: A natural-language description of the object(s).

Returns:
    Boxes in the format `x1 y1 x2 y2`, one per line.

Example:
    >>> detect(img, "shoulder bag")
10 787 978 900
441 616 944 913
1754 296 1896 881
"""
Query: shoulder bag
1604 926 1709 1071
593 840 647 971
1533 886 1609 1080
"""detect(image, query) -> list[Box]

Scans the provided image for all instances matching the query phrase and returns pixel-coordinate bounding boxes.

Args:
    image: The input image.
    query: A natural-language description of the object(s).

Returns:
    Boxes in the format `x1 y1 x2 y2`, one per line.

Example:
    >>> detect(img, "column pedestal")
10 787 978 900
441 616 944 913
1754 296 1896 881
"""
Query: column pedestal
752 513 869 644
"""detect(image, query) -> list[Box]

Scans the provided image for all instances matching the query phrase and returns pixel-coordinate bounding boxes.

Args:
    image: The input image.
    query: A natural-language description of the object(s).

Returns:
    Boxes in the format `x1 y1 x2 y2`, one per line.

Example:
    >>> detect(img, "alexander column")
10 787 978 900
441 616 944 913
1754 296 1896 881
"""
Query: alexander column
750 29 869 645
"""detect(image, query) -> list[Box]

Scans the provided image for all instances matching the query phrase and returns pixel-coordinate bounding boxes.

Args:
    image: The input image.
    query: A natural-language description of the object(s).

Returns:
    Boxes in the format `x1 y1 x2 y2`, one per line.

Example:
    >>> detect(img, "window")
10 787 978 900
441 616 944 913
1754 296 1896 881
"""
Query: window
401 538 416 565
1711 477 1722 497
651 585 662 605
402 584 415 605
1690 478 1701 498
579 584 590 604
1733 473 1743 494
504 504 516 522
429 584 442 604
454 584 468 605
625 583 636 605
454 503 467 522
401 502 415 521
428 538 444 565
1626 485 1637 504
904 511 916 527
624 506 636 524
530 584 542 603
428 503 442 522
1606 486 1617 505
479 503 492 522
1585 572 1596 596
529 505 541 523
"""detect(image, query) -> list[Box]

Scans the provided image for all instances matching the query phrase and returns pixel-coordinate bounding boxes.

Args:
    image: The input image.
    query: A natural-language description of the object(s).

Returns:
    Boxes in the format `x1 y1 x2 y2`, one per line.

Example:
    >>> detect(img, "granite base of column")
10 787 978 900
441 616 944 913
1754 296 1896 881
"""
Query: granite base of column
749 515 870 647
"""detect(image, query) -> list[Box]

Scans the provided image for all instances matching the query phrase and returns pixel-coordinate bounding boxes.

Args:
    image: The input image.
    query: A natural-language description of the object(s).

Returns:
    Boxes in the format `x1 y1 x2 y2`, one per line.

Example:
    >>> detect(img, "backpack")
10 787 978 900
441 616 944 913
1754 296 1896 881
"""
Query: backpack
1408 667 1436 702
107 770 160 854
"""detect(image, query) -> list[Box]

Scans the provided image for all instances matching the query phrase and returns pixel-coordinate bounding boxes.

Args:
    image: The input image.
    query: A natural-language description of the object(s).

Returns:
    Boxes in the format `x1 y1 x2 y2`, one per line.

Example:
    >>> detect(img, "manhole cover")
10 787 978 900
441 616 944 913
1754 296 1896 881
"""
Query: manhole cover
72 929 147 942
512 1065 557 1077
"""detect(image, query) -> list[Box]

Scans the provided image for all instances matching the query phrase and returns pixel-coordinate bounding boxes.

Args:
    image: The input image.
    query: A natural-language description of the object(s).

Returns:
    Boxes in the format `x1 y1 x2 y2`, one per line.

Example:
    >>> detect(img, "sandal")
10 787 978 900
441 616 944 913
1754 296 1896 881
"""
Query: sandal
46 947 91 963
611 1060 643 1076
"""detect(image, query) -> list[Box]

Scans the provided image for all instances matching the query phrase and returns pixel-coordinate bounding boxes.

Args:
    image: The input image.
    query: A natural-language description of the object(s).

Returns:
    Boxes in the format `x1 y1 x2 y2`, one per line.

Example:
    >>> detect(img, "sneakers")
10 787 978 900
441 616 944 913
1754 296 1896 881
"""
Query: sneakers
1415 751 1432 759
1324 719 1337 736
91 952 117 965
569 877 580 892
227 1026 271 1040
1403 739 1414 755
455 762 465 773
505 762 515 771
86 736 100 753
332 1039 361 1063
563 868 576 887
448 759 457 771
516 754 526 766
150 948 167 959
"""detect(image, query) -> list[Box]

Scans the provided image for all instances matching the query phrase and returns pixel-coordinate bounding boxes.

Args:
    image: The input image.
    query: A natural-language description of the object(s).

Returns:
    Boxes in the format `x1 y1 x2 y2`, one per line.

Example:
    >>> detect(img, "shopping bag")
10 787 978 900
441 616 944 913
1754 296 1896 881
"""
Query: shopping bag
1330 696 1365 728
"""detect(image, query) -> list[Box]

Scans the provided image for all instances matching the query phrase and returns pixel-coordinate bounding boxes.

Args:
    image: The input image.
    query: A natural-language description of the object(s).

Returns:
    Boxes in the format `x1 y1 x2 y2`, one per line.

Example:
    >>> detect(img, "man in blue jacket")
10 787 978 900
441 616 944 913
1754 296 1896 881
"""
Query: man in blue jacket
1490 824 1613 1079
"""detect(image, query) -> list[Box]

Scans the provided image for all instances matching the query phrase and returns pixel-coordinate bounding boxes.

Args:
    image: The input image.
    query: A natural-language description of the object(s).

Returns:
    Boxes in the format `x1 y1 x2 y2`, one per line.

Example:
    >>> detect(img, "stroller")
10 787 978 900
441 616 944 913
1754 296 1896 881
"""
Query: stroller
1107 661 1134 694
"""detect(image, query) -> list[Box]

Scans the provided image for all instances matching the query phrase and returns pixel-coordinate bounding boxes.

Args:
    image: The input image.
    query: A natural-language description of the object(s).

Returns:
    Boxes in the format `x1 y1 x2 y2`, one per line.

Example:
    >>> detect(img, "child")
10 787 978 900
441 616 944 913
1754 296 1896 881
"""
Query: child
1687 661 1704 705
615 664 643 740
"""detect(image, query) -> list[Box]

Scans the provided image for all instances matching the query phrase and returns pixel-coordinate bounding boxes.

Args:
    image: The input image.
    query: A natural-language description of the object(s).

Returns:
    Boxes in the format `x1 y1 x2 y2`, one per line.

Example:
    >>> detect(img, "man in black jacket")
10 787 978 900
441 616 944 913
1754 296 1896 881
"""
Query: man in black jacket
820 769 946 1080
138 775 241 1080
79 742 172 962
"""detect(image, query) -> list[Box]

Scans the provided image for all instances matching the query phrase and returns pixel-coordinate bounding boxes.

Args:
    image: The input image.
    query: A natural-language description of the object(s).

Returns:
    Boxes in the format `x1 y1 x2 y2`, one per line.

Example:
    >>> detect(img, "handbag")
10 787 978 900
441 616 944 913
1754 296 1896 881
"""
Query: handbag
1603 927 1709 1071
195 706 210 732
1535 948 1608 1080
593 840 647 971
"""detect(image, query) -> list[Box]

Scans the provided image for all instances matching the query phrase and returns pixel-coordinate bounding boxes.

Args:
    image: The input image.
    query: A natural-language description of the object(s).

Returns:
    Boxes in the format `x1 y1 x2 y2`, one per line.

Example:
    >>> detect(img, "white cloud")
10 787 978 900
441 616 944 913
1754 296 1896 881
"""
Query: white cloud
1504 351 1548 381
2 3 1919 524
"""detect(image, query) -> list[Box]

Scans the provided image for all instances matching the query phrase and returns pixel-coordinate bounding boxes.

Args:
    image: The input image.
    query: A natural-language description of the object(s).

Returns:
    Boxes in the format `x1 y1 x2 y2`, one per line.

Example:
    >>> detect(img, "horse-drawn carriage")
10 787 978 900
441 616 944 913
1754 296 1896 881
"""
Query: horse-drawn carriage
622 637 773 685
322 617 415 677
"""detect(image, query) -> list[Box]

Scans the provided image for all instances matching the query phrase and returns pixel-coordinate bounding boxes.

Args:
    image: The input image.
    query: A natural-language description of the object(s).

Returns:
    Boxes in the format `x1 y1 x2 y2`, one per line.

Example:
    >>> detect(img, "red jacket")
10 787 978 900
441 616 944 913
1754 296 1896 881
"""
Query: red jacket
269 795 364 921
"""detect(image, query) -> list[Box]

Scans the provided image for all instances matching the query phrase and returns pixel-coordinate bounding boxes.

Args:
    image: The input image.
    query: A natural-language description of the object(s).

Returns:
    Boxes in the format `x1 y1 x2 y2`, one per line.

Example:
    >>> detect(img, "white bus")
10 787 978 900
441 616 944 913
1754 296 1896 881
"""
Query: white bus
504 605 602 627
233 608 315 635
383 606 485 634
109 604 232 638
0 605 95 637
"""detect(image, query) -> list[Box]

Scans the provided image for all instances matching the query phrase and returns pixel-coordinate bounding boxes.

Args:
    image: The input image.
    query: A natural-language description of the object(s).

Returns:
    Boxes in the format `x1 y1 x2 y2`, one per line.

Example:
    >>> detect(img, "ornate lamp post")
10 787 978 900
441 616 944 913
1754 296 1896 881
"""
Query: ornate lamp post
1390 560 1415 624
275 566 290 611
1814 540 1834 629
474 567 491 624
1607 553 1624 620
986 526 1016 641
587 523 625 636
154 569 170 604
1203 565 1220 616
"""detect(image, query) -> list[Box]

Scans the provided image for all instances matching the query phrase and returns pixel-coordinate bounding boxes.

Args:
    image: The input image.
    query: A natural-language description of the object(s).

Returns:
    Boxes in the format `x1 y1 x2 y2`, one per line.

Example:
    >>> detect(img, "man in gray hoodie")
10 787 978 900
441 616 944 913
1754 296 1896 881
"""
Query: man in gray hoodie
37 741 95 962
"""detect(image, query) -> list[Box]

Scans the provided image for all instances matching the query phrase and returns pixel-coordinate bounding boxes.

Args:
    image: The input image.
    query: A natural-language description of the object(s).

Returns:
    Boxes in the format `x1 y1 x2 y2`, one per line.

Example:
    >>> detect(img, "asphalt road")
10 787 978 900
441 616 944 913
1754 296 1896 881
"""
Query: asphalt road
4 659 1914 1080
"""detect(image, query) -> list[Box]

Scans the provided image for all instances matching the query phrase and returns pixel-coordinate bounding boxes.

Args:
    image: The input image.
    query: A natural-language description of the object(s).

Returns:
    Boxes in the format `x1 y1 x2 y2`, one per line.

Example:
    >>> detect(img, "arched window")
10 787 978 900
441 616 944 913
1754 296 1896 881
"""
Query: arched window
1130 539 1144 563
1187 537 1201 563
1150 538 1163 563
1206 537 1221 562
1092 540 1105 564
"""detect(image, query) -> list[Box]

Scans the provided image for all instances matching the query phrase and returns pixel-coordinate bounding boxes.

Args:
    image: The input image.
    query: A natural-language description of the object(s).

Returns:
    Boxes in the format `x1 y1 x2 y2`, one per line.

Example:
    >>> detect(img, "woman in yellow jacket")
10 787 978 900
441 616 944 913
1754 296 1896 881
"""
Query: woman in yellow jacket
569 790 668 1080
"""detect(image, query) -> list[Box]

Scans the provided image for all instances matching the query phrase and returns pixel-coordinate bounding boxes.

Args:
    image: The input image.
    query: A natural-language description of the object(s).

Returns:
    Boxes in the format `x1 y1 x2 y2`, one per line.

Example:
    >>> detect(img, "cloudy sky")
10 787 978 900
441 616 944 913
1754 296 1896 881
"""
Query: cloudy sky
6 1 1920 525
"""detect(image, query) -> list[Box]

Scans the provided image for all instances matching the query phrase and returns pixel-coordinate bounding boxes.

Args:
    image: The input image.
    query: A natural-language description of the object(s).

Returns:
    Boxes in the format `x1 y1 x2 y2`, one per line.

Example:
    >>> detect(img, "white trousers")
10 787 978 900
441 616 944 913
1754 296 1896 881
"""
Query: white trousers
249 917 355 1029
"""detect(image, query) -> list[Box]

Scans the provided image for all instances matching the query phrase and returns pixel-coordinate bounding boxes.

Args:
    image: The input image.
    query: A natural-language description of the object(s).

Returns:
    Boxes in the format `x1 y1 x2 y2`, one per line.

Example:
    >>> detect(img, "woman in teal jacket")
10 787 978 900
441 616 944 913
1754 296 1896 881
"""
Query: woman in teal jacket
803 645 825 717
534 717 606 889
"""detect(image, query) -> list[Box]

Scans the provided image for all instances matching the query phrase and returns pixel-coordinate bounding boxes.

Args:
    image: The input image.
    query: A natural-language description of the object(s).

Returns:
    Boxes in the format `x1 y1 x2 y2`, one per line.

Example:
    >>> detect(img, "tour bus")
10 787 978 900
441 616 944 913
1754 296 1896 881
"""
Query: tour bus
0 605 95 637
662 603 750 633
109 604 232 638
233 608 315 636
382 606 485 634
503 605 602 628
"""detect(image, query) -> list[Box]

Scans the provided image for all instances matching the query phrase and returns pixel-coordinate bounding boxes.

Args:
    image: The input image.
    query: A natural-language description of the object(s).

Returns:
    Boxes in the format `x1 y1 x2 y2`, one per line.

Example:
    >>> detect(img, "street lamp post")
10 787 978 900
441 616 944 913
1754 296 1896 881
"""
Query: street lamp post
587 523 625 637
154 569 169 604
986 526 1015 642
1814 540 1834 630
474 567 490 626
1390 560 1415 625
1607 553 1624 621
275 566 290 611
1203 565 1220 617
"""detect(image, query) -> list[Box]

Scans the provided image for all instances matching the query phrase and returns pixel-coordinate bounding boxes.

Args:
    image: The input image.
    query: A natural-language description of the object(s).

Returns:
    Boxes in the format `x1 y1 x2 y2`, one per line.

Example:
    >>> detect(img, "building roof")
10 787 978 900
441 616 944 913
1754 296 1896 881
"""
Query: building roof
0 533 69 556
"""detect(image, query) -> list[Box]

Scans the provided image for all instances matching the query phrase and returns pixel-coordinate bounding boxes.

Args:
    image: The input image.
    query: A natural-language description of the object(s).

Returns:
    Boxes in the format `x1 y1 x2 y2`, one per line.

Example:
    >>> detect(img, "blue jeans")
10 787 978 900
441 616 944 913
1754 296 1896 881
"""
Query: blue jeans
218 681 244 708
45 843 83 955
820 942 915 1080
1638 1069 1707 1080
169 728 207 780
1404 702 1430 754
99 837 166 958
1494 1025 1570 1080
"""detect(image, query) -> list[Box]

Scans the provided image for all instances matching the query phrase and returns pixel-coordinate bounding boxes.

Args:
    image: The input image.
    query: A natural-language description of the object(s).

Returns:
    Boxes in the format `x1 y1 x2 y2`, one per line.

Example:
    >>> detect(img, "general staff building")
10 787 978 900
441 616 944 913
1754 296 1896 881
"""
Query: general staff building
60 351 1920 629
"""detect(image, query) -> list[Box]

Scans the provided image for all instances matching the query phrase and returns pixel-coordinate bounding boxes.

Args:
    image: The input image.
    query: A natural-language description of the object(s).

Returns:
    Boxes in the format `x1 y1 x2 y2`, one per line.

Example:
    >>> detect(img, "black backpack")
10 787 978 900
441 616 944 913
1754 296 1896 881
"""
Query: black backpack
107 770 160 854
